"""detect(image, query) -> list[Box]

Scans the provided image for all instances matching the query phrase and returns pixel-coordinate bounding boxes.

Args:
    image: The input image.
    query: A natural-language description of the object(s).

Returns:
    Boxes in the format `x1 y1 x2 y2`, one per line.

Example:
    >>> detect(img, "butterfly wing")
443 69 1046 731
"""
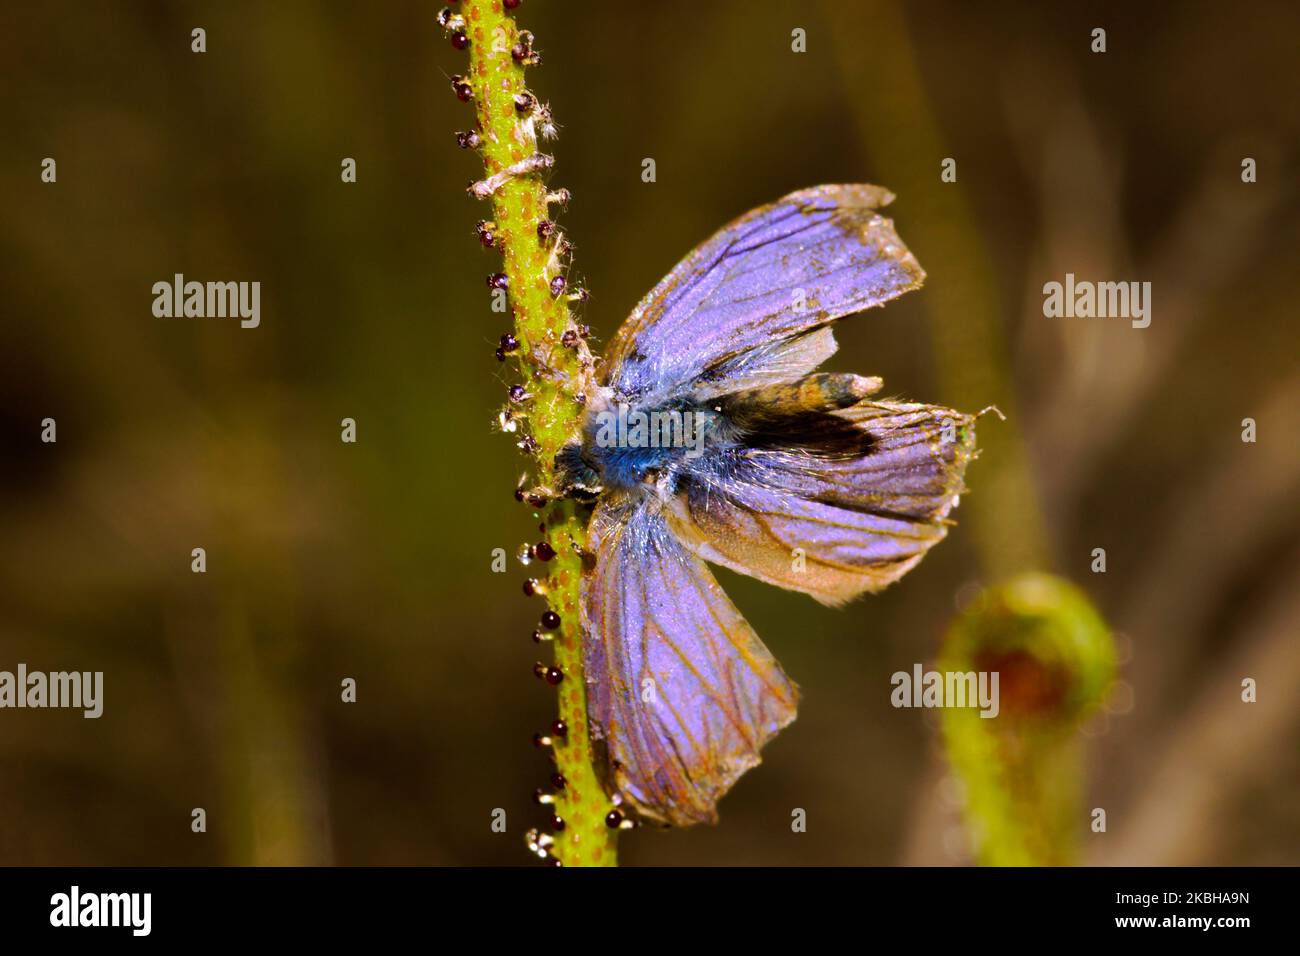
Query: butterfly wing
581 494 798 826
602 184 924 403
666 399 978 606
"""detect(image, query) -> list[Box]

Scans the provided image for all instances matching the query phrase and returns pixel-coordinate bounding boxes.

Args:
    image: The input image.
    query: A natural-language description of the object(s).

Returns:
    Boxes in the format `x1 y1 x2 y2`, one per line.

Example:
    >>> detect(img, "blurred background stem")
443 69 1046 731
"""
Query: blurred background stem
826 1 1114 865
826 0 1049 578
939 574 1115 865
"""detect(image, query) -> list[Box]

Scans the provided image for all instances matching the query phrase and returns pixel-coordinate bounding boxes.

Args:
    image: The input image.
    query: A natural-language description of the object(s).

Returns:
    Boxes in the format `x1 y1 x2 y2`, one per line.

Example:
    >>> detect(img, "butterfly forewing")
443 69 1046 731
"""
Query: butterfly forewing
602 184 925 403
581 497 798 826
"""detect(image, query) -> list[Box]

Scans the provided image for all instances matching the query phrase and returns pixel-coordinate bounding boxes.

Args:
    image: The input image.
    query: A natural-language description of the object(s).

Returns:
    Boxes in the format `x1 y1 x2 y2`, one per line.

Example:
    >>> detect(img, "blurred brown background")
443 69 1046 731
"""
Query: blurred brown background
1 0 1297 866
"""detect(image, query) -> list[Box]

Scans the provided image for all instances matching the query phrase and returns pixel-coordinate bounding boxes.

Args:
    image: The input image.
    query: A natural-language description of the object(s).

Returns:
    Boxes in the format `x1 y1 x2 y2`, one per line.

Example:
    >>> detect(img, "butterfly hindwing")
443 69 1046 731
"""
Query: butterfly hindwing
666 399 977 606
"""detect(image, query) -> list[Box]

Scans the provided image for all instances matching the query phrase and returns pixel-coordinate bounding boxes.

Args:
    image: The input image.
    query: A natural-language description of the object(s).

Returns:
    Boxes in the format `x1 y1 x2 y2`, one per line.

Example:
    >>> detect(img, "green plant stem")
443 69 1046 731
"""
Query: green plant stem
460 0 616 867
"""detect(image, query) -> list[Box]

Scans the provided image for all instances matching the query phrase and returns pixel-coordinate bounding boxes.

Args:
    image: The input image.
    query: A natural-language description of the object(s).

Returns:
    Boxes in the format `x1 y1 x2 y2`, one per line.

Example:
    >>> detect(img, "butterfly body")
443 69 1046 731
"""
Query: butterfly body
562 388 726 495
568 185 981 827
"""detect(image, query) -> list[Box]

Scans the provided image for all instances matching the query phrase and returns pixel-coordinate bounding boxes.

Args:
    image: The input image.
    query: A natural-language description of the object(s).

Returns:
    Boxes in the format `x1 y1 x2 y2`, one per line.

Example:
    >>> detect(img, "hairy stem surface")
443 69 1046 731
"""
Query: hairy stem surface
458 0 616 867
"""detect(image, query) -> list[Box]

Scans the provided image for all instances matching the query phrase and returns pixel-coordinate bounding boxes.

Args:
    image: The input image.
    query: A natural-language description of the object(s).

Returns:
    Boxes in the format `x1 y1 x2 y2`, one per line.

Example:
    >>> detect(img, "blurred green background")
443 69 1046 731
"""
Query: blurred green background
1 0 1297 865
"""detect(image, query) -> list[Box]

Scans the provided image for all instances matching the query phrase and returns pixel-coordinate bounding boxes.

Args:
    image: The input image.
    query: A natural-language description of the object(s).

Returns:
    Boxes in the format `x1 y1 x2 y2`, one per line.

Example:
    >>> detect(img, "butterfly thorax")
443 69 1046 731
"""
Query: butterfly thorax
555 372 893 501
554 388 739 498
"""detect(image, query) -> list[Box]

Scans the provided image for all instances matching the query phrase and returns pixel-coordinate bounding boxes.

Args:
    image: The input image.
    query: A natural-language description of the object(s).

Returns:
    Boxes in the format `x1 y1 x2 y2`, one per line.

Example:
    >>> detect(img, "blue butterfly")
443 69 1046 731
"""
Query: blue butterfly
557 185 978 826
